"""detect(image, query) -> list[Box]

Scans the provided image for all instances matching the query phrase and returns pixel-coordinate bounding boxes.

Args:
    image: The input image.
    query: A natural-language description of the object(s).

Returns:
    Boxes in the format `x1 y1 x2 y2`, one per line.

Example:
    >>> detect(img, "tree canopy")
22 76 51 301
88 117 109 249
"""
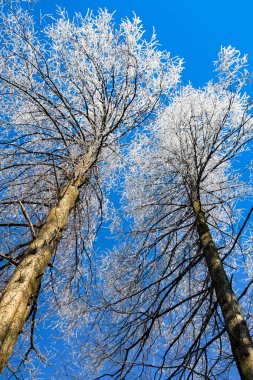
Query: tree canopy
1 2 253 380
74 47 253 379
0 4 181 377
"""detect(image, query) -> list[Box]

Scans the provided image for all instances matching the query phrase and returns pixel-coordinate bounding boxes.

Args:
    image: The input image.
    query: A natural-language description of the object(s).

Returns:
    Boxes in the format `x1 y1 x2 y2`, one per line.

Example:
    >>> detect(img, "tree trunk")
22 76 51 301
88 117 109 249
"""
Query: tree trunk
193 198 253 380
0 149 95 373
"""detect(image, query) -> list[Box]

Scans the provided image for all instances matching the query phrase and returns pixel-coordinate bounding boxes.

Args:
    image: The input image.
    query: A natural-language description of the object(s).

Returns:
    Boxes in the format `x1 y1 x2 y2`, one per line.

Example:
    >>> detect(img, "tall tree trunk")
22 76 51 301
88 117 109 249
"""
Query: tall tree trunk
0 148 96 373
193 198 253 380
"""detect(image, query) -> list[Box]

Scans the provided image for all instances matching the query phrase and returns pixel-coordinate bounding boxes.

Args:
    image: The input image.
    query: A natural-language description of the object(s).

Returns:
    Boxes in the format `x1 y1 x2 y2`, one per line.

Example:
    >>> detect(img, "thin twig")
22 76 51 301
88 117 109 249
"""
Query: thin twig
18 200 36 238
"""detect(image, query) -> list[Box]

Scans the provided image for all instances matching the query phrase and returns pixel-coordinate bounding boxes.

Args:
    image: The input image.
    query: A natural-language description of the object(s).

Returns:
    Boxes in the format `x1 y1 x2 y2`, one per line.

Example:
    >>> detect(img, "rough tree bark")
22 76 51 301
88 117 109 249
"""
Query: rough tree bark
193 197 253 380
0 146 97 373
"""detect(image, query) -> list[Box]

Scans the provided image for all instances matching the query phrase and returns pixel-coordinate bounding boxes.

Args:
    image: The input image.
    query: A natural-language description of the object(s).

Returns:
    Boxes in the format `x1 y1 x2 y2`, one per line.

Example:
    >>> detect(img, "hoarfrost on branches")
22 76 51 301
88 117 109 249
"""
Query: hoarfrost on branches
0 4 182 376
76 47 253 379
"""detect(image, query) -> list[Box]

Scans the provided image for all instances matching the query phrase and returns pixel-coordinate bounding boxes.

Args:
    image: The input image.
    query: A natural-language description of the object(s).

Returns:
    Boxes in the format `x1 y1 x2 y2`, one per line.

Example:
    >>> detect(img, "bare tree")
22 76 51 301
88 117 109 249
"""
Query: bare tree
78 47 253 379
0 5 182 375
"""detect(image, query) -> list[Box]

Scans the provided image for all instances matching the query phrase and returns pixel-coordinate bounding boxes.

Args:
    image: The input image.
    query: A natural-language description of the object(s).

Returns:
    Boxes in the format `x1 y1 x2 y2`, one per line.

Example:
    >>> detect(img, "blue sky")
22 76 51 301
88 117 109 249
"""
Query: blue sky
7 1 253 379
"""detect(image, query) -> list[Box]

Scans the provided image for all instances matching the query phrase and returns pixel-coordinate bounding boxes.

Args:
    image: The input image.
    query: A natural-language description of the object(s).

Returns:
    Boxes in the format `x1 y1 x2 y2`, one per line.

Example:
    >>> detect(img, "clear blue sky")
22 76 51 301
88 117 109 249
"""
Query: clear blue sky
11 1 253 379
